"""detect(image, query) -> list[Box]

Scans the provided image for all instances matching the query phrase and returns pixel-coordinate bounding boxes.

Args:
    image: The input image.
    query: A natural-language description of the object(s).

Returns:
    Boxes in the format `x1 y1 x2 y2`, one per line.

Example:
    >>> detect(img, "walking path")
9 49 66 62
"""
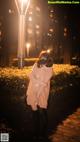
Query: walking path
50 108 80 142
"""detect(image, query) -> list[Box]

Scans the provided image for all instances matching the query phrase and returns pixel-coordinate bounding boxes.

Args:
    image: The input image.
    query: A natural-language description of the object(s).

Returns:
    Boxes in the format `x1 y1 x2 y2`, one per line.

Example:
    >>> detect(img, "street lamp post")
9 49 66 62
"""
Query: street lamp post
15 0 30 68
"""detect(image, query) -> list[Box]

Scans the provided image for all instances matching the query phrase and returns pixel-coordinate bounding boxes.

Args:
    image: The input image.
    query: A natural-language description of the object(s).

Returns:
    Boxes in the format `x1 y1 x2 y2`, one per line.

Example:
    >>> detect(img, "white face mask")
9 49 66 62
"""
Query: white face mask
40 56 47 61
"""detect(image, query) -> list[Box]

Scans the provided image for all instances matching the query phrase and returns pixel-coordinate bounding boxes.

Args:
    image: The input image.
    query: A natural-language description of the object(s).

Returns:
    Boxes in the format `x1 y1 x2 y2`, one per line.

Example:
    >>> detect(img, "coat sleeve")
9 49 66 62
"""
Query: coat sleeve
28 63 42 85
44 67 53 83
28 63 37 79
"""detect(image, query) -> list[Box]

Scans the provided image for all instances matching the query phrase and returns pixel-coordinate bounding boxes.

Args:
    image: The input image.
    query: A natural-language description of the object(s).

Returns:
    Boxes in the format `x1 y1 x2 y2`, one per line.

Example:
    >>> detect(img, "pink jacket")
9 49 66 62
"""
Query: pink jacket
26 63 53 110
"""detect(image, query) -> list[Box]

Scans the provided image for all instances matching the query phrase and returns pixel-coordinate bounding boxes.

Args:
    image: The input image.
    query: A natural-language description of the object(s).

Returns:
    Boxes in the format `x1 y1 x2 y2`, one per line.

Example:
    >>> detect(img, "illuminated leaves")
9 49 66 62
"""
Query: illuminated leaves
0 67 31 93
0 64 79 94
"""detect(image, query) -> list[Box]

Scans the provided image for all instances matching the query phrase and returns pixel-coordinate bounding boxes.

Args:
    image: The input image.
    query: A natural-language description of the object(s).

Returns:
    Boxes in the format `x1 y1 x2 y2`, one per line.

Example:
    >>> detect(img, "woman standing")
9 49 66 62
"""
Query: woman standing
26 50 53 141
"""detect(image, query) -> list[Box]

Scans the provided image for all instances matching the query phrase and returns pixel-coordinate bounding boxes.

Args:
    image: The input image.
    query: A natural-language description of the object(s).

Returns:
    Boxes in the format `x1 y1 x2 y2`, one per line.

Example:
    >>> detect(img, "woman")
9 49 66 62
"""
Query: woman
26 50 53 140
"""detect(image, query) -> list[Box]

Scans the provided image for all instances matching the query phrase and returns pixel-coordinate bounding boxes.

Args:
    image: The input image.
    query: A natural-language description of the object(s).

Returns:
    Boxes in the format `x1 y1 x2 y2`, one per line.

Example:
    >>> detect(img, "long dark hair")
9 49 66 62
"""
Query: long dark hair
37 51 53 68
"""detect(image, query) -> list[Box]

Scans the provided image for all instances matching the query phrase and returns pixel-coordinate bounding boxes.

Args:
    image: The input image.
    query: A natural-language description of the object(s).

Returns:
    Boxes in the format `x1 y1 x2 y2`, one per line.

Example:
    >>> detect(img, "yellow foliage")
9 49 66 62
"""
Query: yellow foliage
0 64 78 79
53 64 78 75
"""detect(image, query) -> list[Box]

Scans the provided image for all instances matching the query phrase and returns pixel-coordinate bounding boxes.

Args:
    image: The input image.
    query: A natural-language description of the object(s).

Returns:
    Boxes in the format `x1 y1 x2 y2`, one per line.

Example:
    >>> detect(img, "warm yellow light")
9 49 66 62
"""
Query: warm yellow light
26 42 31 57
26 43 31 48
50 13 53 18
49 28 53 32
64 27 67 32
9 9 12 13
36 25 40 29
27 29 32 34
36 6 40 11
64 33 67 37
28 16 32 21
51 9 54 13
20 0 28 4
15 0 30 14
47 49 51 53
47 33 52 37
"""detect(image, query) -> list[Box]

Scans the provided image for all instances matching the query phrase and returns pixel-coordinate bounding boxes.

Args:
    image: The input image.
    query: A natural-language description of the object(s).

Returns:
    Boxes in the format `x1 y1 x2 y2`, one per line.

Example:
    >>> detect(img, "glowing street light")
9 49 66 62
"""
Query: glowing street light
15 0 30 68
26 43 31 57
47 49 51 53
28 16 32 21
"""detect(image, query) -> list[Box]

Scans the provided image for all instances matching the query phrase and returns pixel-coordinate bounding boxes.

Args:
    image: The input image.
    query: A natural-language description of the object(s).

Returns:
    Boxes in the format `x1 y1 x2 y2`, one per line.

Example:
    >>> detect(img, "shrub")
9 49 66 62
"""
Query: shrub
0 65 79 95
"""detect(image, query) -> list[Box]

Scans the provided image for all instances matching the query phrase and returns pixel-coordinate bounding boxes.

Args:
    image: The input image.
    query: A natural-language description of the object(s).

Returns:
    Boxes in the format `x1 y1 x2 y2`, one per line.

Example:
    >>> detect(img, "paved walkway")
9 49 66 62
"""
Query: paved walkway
50 108 80 142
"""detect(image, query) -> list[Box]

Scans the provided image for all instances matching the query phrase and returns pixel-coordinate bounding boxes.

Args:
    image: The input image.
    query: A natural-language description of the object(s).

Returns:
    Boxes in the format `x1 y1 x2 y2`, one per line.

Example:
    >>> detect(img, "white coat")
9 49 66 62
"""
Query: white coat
26 62 53 111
